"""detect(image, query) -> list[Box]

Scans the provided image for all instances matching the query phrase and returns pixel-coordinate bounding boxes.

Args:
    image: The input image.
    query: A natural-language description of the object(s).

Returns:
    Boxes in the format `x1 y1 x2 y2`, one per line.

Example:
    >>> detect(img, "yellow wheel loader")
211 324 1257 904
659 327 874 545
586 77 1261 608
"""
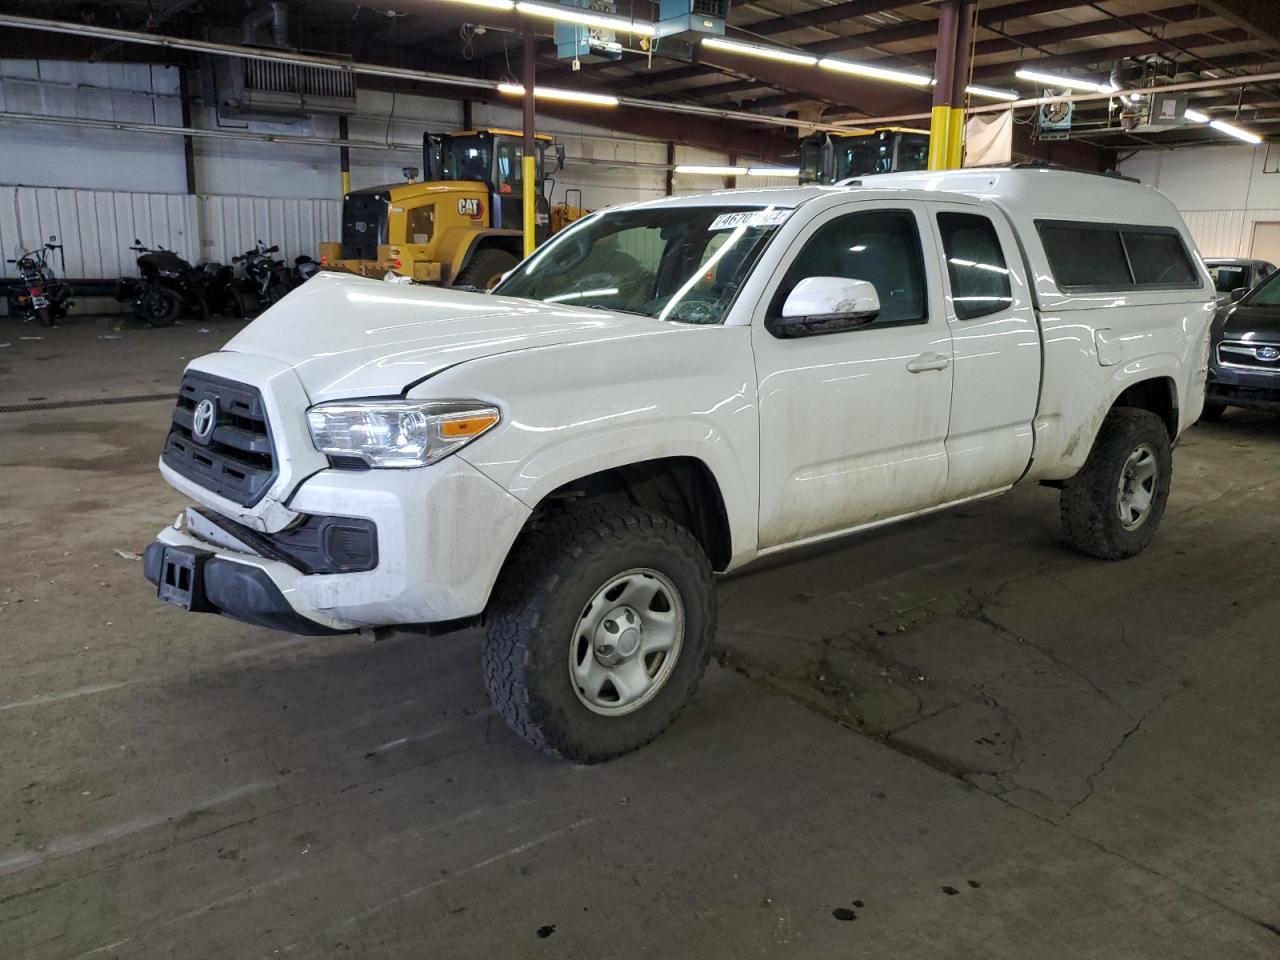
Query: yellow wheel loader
320 129 587 288
798 127 931 184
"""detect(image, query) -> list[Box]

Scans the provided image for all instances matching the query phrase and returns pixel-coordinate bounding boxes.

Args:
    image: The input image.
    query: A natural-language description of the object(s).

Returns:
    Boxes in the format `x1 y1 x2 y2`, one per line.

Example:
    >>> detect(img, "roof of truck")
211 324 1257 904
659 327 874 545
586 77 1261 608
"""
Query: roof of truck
621 166 1183 232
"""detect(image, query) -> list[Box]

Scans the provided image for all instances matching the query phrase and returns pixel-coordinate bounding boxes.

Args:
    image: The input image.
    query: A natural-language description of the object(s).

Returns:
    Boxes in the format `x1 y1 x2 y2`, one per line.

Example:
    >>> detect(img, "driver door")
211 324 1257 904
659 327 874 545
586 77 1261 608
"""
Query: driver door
751 201 954 549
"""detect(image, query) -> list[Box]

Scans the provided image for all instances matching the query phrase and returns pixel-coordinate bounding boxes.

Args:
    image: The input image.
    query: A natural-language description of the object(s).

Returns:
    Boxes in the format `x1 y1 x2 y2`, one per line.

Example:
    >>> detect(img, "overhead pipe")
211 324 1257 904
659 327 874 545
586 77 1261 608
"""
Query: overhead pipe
242 1 289 48
0 13 855 134
0 110 750 167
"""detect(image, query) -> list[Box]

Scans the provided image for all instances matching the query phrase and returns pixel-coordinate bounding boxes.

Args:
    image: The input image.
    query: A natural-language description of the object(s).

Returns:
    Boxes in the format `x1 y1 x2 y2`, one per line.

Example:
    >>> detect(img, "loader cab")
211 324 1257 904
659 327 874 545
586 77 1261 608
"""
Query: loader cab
432 129 559 239
799 128 931 184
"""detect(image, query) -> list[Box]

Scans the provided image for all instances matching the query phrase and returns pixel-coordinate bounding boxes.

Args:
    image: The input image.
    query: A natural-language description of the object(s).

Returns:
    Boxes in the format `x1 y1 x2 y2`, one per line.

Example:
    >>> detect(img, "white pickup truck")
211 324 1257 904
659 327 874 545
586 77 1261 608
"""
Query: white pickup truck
144 167 1214 762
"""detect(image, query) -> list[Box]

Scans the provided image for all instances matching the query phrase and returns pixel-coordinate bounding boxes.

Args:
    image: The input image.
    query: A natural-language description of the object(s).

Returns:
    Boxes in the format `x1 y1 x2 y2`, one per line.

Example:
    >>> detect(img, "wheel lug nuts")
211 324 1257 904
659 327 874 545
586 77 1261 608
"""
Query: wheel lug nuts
604 620 618 634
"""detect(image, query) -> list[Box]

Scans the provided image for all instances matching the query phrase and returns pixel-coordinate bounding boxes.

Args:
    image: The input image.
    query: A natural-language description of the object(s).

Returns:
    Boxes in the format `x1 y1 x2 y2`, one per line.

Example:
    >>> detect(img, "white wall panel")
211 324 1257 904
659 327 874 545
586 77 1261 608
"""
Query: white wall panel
199 194 339 266
1120 144 1280 258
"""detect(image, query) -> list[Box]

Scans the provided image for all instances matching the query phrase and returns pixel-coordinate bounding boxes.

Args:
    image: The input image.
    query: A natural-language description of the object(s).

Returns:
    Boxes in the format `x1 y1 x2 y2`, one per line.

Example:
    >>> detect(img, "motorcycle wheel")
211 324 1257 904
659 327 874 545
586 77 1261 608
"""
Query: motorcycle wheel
36 306 55 328
218 289 247 320
134 287 182 327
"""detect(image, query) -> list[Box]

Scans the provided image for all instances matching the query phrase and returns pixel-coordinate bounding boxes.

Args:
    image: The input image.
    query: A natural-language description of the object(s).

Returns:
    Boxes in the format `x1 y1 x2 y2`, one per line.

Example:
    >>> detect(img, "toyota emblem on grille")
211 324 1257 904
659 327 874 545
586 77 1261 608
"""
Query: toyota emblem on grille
192 398 217 443
1257 346 1280 362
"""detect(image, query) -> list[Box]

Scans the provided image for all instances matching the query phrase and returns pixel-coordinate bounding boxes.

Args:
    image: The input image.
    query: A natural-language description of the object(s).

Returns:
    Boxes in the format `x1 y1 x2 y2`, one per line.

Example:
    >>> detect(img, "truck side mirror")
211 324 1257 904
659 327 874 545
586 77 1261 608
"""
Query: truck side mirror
1230 287 1247 302
766 277 882 338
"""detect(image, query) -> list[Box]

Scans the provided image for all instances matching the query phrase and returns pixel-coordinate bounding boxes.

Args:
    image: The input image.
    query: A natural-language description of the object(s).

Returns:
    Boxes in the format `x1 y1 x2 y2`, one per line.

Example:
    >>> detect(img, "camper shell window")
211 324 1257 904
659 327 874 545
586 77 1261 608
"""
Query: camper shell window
1036 220 1201 293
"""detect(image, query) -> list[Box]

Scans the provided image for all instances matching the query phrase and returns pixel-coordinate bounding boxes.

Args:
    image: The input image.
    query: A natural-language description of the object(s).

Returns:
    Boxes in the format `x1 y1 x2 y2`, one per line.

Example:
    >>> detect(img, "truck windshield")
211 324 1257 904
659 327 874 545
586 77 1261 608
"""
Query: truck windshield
441 137 493 183
493 205 788 324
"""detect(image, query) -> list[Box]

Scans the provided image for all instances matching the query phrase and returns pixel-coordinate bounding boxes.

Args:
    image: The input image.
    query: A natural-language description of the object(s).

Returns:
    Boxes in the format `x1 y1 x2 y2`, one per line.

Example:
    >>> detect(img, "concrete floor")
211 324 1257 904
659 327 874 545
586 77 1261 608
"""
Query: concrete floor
2 319 1279 959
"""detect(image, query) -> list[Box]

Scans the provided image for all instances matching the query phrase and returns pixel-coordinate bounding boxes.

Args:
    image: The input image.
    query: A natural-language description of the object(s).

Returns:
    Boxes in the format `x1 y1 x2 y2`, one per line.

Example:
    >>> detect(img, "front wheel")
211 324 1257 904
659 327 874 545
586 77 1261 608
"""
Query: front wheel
1060 408 1173 560
483 504 716 763
455 247 518 290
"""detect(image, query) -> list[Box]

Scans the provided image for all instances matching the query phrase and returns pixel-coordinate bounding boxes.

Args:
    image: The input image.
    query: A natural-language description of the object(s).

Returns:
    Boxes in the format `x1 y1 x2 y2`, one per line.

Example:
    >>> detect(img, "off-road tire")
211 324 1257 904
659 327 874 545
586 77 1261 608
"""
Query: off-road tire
1060 407 1173 560
483 503 716 763
455 247 518 290
1198 402 1226 422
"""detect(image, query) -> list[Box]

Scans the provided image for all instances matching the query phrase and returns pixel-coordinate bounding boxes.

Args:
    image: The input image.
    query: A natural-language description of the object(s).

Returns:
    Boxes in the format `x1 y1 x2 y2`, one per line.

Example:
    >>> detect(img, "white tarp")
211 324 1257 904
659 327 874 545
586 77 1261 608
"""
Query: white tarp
964 110 1014 167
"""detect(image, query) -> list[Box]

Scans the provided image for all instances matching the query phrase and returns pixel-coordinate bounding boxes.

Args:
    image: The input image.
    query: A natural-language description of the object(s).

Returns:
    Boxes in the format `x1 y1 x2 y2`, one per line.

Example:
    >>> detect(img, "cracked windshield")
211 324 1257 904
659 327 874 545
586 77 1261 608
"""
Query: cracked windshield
494 205 789 324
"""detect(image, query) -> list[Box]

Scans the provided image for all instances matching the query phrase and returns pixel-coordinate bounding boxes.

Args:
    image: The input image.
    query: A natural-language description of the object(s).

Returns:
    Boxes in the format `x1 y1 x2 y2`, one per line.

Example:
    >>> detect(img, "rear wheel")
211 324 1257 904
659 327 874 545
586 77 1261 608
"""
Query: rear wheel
483 504 716 763
134 287 182 327
455 247 518 290
1060 408 1173 560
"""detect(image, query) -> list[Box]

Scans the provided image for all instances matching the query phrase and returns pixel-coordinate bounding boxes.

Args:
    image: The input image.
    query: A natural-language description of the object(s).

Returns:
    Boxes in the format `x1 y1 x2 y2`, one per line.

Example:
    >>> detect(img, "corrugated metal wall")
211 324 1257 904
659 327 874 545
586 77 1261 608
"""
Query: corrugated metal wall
199 195 339 267
0 185 197 279
1 185 338 279
1181 209 1249 258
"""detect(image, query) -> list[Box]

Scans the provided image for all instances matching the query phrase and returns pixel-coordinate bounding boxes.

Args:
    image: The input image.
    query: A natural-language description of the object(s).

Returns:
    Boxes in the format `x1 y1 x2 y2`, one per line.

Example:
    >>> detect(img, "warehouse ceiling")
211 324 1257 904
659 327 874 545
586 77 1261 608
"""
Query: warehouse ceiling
3 0 1279 155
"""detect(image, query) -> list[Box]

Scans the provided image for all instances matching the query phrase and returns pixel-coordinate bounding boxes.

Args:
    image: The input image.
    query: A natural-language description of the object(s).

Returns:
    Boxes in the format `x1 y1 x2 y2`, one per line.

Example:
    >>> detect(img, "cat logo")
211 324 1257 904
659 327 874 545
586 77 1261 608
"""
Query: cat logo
457 198 484 220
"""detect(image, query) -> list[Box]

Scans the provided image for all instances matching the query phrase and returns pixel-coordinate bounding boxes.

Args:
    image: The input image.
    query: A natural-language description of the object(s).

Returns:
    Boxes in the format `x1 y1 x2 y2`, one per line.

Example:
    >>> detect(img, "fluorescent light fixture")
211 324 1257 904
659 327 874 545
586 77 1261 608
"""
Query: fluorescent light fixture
674 164 748 176
965 84 1020 102
1184 108 1210 123
819 58 933 87
515 1 656 36
497 83 619 106
746 167 801 177
1015 68 1117 94
701 37 818 67
1210 119 1262 144
436 0 516 8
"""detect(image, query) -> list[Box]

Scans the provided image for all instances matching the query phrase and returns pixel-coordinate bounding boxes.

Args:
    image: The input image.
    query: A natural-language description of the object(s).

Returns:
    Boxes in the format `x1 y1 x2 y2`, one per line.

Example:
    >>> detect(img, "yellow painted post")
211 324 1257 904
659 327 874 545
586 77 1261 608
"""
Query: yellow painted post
928 106 954 171
522 153 537 258
947 107 966 168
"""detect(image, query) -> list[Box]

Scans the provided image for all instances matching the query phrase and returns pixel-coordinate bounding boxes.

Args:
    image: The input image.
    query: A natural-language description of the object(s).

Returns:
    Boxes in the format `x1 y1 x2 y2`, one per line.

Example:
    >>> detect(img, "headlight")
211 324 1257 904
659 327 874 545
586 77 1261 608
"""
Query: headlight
306 399 500 468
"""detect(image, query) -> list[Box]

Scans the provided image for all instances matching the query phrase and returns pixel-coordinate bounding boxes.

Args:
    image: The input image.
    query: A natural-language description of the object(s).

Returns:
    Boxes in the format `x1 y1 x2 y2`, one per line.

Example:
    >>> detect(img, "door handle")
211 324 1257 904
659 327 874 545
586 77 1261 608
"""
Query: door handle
906 352 950 373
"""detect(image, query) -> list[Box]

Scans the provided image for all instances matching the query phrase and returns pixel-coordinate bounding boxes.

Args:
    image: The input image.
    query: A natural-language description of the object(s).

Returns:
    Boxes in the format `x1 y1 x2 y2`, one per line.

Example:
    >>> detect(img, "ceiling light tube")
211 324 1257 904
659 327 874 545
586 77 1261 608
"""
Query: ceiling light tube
515 1 656 36
965 84 1020 102
1184 108 1210 123
701 37 818 67
497 82 619 105
1015 68 1117 94
746 167 801 177
436 0 516 9
674 164 748 176
818 58 933 87
1210 119 1262 144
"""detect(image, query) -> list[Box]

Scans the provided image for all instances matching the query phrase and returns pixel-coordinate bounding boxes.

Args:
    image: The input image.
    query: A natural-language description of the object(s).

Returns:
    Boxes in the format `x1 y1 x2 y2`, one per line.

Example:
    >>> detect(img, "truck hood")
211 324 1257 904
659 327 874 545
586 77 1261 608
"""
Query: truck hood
221 272 680 400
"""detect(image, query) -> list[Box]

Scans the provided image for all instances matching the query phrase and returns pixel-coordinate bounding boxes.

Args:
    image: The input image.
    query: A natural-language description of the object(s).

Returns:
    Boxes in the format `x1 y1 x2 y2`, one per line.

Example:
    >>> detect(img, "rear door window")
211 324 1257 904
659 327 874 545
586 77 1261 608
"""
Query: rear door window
936 212 1014 320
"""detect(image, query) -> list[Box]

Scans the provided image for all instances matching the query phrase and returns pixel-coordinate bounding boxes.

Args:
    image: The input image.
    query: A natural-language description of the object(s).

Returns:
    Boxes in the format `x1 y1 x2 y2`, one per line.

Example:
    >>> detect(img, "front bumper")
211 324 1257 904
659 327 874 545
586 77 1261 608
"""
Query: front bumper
144 540 347 635
145 460 533 633
1206 363 1280 411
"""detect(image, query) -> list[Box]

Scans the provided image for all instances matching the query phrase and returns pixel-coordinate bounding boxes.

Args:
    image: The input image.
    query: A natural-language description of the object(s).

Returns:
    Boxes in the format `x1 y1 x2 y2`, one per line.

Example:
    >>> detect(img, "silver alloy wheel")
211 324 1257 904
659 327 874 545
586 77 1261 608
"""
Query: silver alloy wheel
570 568 685 717
1117 442 1159 530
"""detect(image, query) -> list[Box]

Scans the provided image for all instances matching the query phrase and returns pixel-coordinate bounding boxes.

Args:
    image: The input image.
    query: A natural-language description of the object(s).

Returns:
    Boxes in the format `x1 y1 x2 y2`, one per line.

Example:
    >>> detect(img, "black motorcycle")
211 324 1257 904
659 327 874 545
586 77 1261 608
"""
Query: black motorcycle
6 236 73 327
200 261 247 320
117 240 206 327
234 241 294 309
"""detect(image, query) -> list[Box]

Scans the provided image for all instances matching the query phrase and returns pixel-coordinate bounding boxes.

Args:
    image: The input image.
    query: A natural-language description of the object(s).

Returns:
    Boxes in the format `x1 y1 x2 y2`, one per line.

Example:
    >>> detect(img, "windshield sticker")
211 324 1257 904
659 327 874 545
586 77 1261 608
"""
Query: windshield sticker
709 209 791 231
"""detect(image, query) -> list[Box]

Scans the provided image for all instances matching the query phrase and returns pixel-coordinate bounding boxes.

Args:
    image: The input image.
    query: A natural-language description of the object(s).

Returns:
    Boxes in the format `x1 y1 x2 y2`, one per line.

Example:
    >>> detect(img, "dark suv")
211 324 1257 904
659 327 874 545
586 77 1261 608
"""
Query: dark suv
1204 269 1280 419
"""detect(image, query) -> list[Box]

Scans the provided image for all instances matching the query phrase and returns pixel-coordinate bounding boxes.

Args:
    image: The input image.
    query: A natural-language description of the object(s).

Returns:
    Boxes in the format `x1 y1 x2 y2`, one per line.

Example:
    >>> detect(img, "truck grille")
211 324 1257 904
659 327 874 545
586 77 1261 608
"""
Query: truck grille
162 371 278 507
1217 340 1280 371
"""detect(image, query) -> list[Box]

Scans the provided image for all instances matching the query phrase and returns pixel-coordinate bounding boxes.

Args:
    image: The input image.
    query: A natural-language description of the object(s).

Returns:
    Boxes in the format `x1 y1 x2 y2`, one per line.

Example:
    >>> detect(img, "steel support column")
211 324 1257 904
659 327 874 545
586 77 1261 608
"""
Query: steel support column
338 115 351 195
521 31 537 259
928 1 960 170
